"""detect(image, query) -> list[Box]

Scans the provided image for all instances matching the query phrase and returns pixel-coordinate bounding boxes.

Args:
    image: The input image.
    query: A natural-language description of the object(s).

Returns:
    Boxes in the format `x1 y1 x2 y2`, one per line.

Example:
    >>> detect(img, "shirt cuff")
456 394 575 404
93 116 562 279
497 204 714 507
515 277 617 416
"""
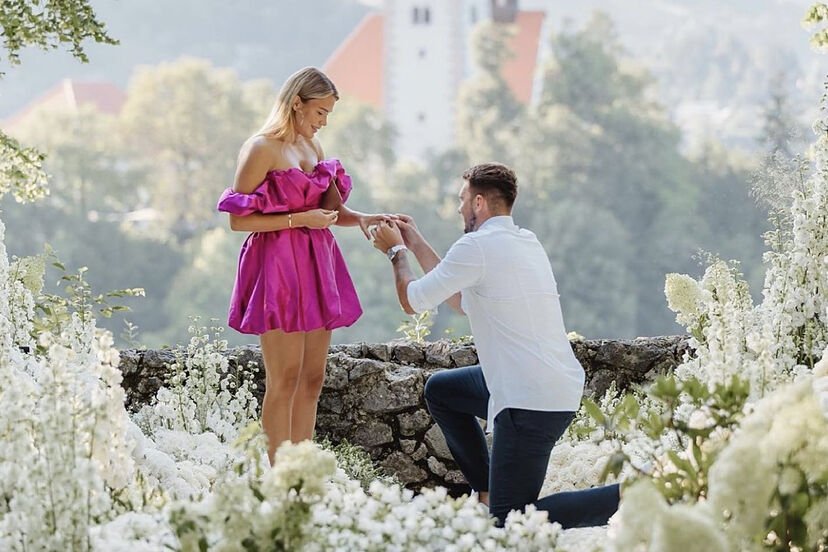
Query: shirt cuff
406 279 427 314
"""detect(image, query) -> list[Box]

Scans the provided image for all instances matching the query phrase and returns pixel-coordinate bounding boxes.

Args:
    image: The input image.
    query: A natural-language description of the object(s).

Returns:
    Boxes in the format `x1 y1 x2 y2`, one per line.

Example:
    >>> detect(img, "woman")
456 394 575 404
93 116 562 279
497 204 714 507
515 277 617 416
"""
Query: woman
217 67 391 463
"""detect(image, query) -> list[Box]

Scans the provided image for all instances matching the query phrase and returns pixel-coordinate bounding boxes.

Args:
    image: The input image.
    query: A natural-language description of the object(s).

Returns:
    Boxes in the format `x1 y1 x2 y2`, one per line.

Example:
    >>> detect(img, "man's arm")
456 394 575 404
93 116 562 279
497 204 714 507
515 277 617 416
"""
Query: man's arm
390 251 418 315
396 215 464 314
373 221 483 315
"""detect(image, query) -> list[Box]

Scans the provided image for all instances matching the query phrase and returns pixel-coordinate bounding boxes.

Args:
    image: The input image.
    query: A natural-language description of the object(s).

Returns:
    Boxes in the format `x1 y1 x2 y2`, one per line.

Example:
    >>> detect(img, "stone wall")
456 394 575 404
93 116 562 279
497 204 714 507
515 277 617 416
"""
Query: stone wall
119 336 690 494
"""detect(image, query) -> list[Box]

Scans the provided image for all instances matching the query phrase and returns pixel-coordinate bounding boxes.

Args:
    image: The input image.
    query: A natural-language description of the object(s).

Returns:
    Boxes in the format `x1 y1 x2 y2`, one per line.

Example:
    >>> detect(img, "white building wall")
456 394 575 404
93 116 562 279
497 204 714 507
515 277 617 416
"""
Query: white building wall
462 0 489 79
384 0 469 159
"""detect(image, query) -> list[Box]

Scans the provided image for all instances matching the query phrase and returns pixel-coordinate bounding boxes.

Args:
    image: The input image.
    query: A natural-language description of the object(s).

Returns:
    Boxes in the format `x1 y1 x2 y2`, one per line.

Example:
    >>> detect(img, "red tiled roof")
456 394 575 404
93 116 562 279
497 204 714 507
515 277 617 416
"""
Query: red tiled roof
3 79 126 133
323 13 384 108
322 11 544 108
502 11 544 104
70 81 127 114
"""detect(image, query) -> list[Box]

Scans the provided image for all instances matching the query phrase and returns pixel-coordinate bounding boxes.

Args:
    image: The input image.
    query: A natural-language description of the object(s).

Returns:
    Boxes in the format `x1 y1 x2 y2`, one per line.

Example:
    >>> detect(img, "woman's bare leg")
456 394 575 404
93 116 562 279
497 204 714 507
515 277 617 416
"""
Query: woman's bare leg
291 328 332 442
260 328 306 464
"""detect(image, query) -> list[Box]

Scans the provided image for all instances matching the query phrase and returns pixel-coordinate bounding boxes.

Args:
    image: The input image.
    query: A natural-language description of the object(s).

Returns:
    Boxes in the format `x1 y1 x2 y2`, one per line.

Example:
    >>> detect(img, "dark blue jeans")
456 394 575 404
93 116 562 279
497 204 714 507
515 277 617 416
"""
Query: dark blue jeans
424 365 620 527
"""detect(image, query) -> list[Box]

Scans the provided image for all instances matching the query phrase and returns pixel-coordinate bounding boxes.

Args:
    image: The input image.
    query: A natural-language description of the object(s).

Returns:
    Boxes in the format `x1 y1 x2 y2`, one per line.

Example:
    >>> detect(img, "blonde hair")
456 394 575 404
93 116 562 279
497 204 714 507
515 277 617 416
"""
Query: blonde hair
258 67 338 141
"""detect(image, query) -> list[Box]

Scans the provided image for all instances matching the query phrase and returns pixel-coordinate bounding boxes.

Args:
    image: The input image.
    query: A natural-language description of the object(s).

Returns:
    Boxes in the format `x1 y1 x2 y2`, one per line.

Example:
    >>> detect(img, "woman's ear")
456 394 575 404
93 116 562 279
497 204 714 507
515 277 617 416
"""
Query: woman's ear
292 95 302 111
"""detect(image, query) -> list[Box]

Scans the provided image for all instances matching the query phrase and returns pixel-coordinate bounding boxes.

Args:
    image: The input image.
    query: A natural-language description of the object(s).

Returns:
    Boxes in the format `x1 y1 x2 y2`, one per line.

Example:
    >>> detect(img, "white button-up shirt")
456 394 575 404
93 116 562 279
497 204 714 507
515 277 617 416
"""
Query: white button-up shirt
407 216 585 430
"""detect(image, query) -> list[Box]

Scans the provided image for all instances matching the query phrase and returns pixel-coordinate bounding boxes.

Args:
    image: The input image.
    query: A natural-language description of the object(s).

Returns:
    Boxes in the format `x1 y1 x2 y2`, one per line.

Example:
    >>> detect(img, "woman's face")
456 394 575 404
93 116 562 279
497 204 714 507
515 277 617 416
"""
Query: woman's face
293 95 336 140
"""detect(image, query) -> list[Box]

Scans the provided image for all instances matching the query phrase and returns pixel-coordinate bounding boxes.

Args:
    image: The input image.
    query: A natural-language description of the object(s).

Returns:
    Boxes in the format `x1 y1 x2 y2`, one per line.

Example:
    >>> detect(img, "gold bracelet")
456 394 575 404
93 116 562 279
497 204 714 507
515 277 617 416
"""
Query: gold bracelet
288 213 292 228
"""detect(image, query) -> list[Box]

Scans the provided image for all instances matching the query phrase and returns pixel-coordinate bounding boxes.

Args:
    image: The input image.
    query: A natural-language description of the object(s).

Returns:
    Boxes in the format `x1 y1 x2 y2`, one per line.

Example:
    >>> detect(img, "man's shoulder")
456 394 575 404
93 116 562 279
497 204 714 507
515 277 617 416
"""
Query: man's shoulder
447 232 482 255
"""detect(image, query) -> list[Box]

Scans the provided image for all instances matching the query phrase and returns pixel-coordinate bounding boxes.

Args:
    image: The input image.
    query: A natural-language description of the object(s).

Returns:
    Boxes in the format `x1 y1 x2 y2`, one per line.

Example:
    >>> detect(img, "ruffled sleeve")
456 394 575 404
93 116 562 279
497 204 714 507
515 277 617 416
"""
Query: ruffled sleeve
317 158 353 204
216 182 291 215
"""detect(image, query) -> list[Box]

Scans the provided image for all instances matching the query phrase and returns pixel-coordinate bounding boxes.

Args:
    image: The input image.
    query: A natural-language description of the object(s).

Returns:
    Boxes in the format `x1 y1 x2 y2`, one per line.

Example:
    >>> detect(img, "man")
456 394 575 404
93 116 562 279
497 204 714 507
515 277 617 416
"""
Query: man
370 163 619 527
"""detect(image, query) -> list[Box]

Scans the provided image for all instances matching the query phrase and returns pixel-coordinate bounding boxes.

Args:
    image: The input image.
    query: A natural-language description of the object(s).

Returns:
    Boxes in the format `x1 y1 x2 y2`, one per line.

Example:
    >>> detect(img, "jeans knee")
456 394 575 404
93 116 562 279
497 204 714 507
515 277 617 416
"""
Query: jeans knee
424 372 446 406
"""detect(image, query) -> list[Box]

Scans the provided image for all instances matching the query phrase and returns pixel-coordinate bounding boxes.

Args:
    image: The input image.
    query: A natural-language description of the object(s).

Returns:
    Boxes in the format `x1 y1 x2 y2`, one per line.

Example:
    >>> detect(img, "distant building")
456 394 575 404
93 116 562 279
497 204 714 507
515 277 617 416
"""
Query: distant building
2 78 126 135
323 0 545 159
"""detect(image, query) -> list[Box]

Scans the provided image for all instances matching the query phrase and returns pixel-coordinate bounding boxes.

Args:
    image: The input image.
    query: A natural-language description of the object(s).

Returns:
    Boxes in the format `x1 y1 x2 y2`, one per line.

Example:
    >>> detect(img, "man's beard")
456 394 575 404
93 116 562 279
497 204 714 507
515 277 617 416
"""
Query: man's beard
463 213 476 233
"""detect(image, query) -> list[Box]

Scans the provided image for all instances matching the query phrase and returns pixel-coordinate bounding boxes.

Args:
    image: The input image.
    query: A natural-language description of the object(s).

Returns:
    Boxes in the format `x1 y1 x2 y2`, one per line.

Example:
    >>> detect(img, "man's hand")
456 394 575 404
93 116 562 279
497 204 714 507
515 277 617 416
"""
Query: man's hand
371 221 404 254
394 213 424 248
358 213 397 240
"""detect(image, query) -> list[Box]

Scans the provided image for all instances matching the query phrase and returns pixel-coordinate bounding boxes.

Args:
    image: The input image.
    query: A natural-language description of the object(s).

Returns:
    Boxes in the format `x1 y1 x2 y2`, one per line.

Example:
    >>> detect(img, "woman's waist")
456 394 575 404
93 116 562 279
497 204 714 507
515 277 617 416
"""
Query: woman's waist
246 226 335 240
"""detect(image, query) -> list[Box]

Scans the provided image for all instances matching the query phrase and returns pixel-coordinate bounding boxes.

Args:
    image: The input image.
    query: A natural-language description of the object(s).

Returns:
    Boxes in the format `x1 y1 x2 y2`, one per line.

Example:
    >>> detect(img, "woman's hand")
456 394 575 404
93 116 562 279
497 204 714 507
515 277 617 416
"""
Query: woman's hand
297 209 339 229
359 213 397 240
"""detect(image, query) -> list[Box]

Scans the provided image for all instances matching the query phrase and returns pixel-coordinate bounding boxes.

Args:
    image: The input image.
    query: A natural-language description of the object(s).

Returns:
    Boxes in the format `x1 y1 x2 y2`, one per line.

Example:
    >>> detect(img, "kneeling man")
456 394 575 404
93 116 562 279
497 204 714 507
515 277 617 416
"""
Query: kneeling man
371 163 619 527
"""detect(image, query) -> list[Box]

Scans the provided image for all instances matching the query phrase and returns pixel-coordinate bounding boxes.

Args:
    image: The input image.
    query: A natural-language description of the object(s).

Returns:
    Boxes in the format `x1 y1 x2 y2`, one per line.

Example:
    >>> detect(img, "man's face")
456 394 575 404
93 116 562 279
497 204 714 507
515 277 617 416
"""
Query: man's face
458 181 477 233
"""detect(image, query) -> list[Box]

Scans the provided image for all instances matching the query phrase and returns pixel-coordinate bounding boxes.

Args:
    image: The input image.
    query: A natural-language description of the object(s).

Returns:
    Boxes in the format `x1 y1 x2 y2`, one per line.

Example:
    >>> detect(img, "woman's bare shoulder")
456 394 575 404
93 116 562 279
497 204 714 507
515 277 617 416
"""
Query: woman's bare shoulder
239 135 285 166
234 136 285 193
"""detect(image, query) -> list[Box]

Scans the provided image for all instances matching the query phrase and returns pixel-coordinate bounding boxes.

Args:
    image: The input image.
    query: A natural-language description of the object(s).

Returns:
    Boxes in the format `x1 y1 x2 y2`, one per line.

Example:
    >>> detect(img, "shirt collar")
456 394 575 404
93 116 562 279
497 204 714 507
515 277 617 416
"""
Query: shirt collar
477 215 516 232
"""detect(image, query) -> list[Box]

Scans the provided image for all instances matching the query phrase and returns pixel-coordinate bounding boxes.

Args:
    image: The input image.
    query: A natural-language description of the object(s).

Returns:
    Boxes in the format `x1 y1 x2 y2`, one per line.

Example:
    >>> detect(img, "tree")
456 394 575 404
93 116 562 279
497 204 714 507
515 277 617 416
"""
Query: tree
451 10 770 338
455 20 524 166
119 57 276 240
758 71 806 159
0 0 117 204
10 104 142 215
521 12 692 336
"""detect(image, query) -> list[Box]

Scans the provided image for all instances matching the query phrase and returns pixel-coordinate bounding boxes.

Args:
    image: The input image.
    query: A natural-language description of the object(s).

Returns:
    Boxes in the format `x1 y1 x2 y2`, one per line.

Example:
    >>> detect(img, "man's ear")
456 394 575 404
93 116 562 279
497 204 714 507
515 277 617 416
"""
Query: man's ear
474 194 484 213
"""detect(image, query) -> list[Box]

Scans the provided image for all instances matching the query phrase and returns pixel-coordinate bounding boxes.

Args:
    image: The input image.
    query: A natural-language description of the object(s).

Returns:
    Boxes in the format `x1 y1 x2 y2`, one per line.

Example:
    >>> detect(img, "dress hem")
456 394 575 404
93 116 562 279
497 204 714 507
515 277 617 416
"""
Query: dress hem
228 311 362 336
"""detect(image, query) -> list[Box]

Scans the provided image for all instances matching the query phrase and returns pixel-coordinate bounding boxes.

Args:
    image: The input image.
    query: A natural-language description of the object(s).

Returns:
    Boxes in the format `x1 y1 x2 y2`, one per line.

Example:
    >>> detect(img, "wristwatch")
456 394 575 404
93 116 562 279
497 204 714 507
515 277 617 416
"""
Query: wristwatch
386 244 408 261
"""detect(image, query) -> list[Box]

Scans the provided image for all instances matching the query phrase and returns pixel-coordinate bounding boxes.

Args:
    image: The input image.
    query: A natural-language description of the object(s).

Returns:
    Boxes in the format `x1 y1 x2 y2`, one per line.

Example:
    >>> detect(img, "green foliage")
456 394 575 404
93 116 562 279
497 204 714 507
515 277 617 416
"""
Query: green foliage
120 319 144 350
453 10 770 338
119 57 275 239
11 105 138 215
34 256 144 345
455 20 523 165
0 132 48 203
318 437 399 492
0 7 773 347
803 3 828 51
0 0 116 205
765 457 828 551
0 0 116 69
396 310 434 344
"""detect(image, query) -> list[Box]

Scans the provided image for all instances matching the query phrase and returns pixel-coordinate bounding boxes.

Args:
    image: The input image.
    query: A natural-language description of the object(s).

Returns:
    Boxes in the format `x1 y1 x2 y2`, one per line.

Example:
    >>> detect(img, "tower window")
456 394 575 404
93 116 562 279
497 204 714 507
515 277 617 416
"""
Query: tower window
412 5 431 25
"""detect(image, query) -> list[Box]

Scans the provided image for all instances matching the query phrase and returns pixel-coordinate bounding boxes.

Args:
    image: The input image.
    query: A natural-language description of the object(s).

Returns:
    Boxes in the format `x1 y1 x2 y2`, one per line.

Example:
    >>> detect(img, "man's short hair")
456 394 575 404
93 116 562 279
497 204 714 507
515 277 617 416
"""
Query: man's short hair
462 163 518 210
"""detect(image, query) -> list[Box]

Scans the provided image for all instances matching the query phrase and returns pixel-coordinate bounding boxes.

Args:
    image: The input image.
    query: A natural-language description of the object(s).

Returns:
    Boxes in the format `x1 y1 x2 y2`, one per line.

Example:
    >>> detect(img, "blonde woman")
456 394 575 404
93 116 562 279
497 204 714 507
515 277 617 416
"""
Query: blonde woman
217 67 392 463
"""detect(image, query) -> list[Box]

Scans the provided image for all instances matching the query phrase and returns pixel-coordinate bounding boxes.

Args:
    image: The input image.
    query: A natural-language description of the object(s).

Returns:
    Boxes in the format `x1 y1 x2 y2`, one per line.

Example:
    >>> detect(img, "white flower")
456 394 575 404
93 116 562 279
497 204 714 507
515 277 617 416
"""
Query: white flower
687 408 714 430
665 273 702 326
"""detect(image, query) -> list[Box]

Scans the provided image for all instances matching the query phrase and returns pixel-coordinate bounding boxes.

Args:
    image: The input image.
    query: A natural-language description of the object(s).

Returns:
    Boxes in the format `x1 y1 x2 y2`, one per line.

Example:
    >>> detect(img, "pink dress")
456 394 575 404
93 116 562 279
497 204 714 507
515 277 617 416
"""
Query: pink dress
216 158 362 335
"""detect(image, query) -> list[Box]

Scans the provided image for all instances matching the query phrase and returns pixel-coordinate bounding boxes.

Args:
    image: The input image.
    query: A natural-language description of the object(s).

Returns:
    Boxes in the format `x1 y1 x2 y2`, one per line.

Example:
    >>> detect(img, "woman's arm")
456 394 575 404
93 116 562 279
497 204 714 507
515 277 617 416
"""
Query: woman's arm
311 138 390 238
229 211 338 232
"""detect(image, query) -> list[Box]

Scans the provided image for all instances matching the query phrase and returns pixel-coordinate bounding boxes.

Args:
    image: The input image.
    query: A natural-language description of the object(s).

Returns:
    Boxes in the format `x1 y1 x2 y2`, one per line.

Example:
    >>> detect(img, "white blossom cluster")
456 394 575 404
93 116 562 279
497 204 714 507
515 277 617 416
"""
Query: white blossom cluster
540 440 620 495
664 272 702 328
133 324 258 444
666 109 828 399
171 439 564 552
609 370 828 552
0 221 137 551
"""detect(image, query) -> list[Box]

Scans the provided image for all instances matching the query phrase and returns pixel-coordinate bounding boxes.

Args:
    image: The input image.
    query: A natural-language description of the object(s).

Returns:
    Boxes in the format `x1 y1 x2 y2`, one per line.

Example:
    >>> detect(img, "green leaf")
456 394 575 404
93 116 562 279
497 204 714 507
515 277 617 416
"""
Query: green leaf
582 398 606 425
666 450 697 479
